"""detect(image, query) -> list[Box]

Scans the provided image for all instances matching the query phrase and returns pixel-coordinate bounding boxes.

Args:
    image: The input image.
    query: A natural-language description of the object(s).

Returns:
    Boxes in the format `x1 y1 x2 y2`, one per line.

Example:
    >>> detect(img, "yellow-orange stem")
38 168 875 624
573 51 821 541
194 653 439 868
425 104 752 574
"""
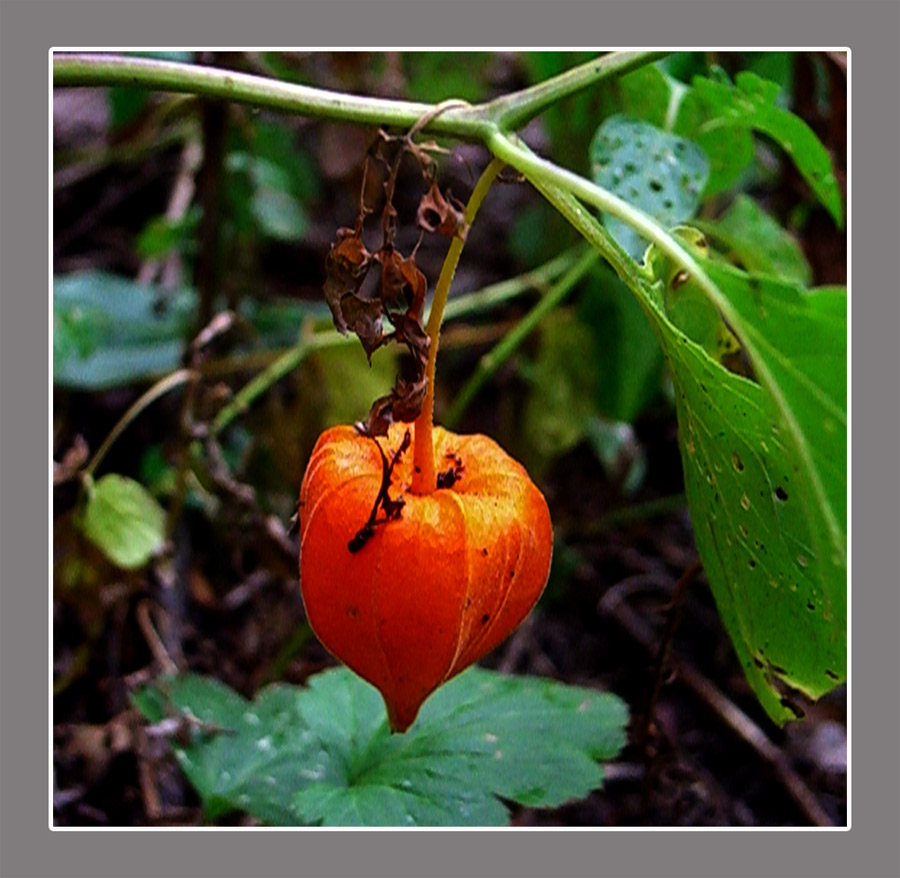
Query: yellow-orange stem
410 157 505 495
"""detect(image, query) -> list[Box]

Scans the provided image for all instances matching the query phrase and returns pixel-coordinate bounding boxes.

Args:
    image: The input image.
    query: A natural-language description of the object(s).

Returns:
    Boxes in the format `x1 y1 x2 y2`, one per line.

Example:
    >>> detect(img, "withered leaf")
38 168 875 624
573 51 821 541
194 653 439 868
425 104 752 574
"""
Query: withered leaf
324 225 372 334
417 180 468 240
390 312 430 364
338 294 385 360
376 246 427 315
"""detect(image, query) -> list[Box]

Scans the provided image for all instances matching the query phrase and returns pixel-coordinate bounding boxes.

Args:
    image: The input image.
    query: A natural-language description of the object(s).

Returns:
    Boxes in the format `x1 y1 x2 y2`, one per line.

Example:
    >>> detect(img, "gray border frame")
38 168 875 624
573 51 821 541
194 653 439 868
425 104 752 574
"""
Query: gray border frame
2 1 897 876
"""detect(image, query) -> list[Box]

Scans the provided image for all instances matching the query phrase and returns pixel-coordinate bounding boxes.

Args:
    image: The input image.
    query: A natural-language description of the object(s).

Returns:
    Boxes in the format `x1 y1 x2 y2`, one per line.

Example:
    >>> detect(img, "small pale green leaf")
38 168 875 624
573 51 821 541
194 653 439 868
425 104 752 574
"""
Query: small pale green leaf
251 185 309 241
691 71 844 226
695 195 812 286
590 115 709 258
80 474 166 569
133 667 629 827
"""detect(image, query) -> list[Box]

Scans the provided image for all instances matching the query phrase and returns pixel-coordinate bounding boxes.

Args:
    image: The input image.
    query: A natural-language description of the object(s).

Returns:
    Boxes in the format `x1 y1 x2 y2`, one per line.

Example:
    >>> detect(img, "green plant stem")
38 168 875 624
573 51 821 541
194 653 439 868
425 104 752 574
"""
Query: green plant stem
210 330 349 436
53 54 493 141
440 246 580 323
84 368 195 477
489 131 844 565
411 157 505 495
53 51 664 138
483 51 668 130
443 247 600 430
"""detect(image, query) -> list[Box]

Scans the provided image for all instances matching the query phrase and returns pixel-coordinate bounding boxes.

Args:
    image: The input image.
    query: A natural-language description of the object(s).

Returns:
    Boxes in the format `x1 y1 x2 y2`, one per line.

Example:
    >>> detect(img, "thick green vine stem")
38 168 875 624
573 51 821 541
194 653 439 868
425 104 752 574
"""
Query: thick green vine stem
53 51 665 137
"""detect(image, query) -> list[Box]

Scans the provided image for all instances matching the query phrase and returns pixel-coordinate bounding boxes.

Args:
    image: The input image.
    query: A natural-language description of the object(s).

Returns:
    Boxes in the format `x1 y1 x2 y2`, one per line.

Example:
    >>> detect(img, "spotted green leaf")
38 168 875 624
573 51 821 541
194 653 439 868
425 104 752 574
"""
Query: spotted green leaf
644 237 846 721
590 115 709 259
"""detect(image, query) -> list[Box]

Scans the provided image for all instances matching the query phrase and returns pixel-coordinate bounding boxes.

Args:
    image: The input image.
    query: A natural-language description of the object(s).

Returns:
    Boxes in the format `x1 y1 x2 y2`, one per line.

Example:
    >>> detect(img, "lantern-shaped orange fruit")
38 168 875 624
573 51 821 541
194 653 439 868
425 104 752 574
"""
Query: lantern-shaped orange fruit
299 423 553 732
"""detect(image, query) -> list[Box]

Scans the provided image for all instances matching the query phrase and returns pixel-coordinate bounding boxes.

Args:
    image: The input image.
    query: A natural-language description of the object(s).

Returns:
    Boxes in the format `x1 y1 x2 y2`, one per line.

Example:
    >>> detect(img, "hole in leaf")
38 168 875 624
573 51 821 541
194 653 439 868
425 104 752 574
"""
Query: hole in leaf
648 178 664 193
731 452 745 472
775 486 788 501
797 554 808 568
740 493 751 510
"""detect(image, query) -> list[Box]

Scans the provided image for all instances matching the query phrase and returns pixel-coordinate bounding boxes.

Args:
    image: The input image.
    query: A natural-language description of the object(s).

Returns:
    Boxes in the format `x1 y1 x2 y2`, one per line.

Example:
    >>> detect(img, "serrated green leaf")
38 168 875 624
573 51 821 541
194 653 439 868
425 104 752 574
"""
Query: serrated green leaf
695 195 812 286
80 474 166 569
691 71 844 226
590 115 709 258
133 667 628 827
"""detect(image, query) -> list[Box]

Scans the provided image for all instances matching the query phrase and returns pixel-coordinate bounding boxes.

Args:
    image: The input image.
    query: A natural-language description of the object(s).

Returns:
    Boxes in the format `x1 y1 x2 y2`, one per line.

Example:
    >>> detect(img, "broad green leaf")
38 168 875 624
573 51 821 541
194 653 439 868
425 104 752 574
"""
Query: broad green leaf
80 474 166 569
133 667 628 827
694 195 812 286
590 115 709 258
577 269 666 422
53 272 195 389
653 228 745 369
53 271 329 390
617 64 678 130
544 191 845 724
642 239 846 722
691 71 844 226
673 88 755 195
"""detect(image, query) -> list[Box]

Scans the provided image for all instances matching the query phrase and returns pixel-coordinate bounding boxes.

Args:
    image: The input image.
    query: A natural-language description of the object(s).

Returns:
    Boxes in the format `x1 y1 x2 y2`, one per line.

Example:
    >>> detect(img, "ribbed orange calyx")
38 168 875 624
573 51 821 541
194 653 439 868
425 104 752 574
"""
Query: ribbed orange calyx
298 423 553 732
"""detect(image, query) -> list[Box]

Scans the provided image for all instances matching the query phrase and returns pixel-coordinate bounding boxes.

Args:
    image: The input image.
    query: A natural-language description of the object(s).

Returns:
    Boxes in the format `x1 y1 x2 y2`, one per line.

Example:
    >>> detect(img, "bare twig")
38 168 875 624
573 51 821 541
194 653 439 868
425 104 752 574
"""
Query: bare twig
135 600 178 676
137 138 203 287
599 583 834 827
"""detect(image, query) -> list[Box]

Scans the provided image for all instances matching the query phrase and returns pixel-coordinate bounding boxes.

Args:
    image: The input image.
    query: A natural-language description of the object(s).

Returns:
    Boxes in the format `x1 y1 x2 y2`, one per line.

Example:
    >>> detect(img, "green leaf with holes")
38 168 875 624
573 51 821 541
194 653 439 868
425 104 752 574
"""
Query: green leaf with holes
132 667 628 826
79 474 167 569
691 71 844 227
590 115 709 259
639 235 846 723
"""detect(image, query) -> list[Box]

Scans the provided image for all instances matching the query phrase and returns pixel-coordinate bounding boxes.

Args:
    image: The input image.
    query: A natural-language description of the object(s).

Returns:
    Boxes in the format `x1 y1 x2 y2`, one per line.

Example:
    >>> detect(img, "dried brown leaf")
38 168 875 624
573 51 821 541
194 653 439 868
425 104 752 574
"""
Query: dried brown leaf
417 180 467 240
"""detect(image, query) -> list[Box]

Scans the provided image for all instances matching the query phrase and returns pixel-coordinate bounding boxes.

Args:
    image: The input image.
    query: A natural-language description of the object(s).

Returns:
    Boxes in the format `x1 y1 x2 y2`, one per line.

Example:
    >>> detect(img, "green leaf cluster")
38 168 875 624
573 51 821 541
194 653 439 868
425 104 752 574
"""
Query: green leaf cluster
133 667 628 826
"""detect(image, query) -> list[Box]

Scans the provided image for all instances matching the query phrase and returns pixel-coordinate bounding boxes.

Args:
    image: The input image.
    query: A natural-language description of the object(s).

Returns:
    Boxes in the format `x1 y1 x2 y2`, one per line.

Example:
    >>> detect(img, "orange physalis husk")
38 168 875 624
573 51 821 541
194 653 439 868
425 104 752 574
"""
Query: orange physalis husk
299 423 553 732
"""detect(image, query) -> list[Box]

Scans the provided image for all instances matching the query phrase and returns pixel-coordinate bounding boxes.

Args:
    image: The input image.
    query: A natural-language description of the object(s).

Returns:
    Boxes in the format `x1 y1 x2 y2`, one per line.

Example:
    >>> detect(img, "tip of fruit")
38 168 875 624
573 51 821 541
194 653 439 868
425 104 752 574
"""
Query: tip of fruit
386 698 420 734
